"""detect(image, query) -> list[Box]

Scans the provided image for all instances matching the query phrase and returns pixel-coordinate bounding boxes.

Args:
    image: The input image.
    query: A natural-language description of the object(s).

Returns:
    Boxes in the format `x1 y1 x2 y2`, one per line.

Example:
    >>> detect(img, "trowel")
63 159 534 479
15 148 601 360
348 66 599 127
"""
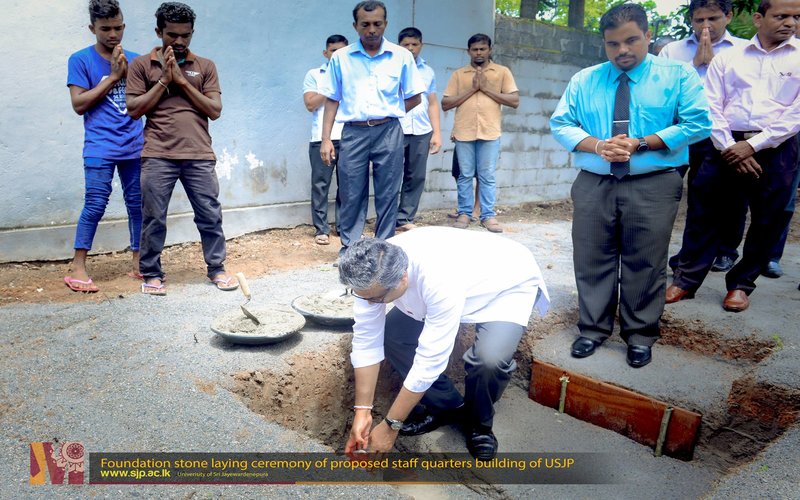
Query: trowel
235 272 262 325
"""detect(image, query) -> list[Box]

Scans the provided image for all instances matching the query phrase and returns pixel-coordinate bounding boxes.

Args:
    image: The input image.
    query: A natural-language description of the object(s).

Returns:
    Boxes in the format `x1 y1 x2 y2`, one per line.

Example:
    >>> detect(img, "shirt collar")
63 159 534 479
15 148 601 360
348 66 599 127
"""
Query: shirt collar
464 60 497 73
353 37 392 57
319 61 329 72
748 34 800 53
608 53 650 84
415 56 427 68
149 46 196 64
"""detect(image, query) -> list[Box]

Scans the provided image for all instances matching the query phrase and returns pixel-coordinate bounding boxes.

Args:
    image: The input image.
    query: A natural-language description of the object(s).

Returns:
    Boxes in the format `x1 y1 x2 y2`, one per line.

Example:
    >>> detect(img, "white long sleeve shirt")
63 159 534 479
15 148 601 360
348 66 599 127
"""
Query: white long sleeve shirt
349 227 550 394
705 35 800 152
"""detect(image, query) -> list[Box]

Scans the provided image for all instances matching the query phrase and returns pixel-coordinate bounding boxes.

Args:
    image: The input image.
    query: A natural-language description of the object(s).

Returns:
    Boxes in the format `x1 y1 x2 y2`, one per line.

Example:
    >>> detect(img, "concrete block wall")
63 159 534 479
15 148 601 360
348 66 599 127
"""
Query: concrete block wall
0 7 602 263
493 15 605 204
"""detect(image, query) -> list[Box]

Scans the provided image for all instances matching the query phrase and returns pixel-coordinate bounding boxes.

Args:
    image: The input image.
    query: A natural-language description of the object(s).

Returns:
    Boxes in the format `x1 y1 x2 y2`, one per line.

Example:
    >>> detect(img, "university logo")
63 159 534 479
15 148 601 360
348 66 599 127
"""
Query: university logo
30 441 85 485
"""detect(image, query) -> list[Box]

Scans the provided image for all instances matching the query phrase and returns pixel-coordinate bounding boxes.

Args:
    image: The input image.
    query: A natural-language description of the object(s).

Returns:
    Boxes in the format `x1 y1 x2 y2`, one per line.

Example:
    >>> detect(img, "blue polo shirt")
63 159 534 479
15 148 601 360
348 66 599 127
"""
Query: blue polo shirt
550 54 711 175
67 45 144 160
320 38 424 122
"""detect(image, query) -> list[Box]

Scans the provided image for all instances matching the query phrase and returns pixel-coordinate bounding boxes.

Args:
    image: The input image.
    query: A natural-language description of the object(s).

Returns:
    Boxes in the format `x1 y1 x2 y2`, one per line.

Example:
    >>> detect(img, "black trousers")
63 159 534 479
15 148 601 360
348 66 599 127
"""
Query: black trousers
572 169 682 346
397 132 432 226
382 307 524 429
672 135 798 294
669 138 748 268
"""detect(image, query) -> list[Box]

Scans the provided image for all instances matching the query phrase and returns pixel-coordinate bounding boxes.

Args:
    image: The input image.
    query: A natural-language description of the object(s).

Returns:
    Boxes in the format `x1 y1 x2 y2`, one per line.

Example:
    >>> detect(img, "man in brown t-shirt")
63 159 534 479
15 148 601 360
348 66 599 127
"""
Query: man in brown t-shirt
126 2 236 295
442 34 519 233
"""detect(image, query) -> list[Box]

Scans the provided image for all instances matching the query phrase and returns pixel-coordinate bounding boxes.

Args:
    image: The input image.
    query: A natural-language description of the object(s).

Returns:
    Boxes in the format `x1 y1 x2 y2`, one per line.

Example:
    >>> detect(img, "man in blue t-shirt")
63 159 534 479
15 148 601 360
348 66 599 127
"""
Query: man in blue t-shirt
65 0 143 293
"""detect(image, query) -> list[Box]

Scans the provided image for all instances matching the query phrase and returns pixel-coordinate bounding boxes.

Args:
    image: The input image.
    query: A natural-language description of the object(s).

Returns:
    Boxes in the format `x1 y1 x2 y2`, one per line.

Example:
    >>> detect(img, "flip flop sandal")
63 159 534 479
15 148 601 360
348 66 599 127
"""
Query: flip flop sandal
211 275 239 291
141 282 167 296
315 234 330 245
64 276 99 293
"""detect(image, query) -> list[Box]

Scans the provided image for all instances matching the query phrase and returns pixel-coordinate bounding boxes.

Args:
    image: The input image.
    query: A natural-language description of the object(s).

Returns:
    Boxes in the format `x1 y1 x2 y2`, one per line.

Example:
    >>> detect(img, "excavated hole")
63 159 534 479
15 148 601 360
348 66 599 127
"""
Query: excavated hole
697 377 800 471
229 326 477 451
659 316 777 362
228 313 795 476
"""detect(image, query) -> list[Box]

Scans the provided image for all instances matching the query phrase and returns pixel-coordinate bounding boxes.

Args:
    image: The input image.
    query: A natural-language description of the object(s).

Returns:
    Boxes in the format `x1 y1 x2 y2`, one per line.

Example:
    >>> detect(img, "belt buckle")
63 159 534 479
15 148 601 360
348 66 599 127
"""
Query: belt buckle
366 118 378 127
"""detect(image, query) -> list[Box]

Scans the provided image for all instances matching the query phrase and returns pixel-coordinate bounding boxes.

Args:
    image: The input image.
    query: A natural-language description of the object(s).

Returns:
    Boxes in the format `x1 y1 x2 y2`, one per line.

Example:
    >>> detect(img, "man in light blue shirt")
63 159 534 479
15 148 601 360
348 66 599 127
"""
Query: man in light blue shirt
550 3 710 368
319 1 424 254
396 27 441 232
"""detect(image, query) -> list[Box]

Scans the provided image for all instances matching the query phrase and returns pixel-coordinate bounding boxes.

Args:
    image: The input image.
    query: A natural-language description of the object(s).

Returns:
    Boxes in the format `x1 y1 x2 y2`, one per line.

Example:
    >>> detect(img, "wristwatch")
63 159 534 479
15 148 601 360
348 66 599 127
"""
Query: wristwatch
636 137 649 152
385 417 404 431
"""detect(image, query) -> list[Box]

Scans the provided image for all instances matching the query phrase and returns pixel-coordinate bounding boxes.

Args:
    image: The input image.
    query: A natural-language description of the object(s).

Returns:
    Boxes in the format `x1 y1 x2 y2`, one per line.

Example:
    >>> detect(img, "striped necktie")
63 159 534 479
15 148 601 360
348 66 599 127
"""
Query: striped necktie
611 73 631 179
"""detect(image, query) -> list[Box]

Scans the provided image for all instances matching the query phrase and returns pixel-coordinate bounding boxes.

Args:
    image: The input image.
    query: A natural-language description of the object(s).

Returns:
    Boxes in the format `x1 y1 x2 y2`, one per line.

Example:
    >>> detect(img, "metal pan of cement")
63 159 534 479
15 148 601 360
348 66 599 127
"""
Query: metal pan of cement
291 289 355 327
211 306 305 345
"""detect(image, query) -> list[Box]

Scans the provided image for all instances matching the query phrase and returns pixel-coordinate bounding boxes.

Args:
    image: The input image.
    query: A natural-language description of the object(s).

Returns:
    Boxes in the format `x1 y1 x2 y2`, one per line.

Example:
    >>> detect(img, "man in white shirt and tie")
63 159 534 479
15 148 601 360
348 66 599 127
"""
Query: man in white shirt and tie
338 227 549 461
667 0 800 312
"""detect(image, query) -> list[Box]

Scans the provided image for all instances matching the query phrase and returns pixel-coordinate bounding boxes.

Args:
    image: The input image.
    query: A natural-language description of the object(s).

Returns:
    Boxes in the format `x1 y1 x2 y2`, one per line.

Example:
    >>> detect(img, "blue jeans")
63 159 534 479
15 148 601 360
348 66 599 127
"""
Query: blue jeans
455 139 500 219
74 157 142 251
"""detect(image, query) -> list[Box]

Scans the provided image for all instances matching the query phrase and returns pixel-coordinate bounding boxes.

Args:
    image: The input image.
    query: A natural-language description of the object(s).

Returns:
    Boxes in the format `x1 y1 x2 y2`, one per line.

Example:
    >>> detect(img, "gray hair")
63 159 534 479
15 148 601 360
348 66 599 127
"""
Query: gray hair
339 238 408 290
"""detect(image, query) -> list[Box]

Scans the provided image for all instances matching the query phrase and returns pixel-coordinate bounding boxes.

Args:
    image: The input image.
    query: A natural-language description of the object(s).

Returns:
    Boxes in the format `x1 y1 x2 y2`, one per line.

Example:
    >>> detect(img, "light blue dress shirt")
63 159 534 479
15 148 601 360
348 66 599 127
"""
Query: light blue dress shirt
550 54 711 175
399 57 436 135
320 38 424 122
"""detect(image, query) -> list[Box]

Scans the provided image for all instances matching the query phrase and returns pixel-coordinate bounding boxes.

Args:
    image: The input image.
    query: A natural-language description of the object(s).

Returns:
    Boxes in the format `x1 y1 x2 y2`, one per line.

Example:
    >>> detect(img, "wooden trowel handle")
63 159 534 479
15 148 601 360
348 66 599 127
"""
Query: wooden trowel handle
236 272 251 299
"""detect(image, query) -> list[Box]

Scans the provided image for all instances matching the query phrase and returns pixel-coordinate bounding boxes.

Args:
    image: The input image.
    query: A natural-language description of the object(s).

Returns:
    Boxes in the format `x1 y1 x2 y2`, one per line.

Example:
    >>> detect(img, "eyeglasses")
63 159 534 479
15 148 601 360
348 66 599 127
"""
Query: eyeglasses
351 287 392 304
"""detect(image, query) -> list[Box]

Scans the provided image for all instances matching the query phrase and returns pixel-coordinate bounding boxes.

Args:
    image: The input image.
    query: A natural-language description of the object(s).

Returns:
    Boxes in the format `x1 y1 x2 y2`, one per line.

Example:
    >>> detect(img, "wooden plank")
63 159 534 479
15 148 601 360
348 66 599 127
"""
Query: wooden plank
529 359 702 460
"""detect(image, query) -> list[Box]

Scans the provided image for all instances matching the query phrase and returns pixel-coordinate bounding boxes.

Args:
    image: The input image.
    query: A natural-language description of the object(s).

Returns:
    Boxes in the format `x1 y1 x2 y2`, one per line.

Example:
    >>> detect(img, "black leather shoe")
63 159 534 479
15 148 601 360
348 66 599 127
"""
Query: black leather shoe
399 407 461 436
467 428 498 461
711 255 736 272
571 336 603 358
763 261 783 279
626 345 652 368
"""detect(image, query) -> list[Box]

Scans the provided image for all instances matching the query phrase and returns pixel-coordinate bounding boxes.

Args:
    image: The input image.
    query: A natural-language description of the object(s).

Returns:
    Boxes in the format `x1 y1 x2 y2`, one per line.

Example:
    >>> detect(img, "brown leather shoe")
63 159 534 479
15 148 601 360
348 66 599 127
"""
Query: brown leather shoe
665 285 694 304
722 290 749 312
453 214 470 229
480 217 503 233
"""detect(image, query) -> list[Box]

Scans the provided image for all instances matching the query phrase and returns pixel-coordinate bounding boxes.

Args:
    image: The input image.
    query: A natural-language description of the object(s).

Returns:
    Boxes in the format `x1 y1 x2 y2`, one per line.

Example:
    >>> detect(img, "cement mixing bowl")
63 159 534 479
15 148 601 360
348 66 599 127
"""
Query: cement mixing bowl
210 306 305 345
291 290 355 327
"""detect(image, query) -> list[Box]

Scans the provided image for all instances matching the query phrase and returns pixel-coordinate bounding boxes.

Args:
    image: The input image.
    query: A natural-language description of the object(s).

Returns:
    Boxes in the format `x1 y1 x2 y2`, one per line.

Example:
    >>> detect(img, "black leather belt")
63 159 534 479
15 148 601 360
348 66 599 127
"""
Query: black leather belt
347 117 393 127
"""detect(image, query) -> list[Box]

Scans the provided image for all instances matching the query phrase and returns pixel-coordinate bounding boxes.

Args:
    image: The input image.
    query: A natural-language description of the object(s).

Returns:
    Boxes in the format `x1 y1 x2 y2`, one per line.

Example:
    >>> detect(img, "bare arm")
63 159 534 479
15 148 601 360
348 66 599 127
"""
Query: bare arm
404 93 421 112
303 91 326 112
441 88 477 111
344 363 381 454
427 92 442 154
481 88 519 108
70 45 127 115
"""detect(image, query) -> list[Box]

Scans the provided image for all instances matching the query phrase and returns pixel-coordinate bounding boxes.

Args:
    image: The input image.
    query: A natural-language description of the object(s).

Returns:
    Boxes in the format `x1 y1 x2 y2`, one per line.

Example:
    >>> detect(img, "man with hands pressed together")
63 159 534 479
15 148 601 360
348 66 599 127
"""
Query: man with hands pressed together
126 2 236 295
442 34 519 234
338 228 549 461
660 0 748 275
65 0 143 293
550 3 710 368
667 0 800 312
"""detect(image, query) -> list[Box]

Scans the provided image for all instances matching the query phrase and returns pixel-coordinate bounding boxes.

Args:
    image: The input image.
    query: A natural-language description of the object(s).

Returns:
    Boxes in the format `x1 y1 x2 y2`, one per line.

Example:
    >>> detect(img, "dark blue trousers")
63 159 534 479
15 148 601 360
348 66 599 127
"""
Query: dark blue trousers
336 119 404 250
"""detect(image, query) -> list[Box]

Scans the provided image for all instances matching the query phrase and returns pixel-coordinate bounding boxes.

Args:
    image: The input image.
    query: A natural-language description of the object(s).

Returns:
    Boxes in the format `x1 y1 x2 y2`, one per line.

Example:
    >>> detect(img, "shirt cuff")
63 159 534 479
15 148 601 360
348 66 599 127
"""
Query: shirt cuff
402 376 434 394
746 133 769 152
350 346 384 368
654 126 686 151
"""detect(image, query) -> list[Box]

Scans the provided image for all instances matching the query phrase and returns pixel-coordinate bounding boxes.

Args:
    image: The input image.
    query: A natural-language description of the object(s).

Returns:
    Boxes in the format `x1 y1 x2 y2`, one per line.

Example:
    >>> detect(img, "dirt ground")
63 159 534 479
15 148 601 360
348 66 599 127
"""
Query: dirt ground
0 201 574 306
